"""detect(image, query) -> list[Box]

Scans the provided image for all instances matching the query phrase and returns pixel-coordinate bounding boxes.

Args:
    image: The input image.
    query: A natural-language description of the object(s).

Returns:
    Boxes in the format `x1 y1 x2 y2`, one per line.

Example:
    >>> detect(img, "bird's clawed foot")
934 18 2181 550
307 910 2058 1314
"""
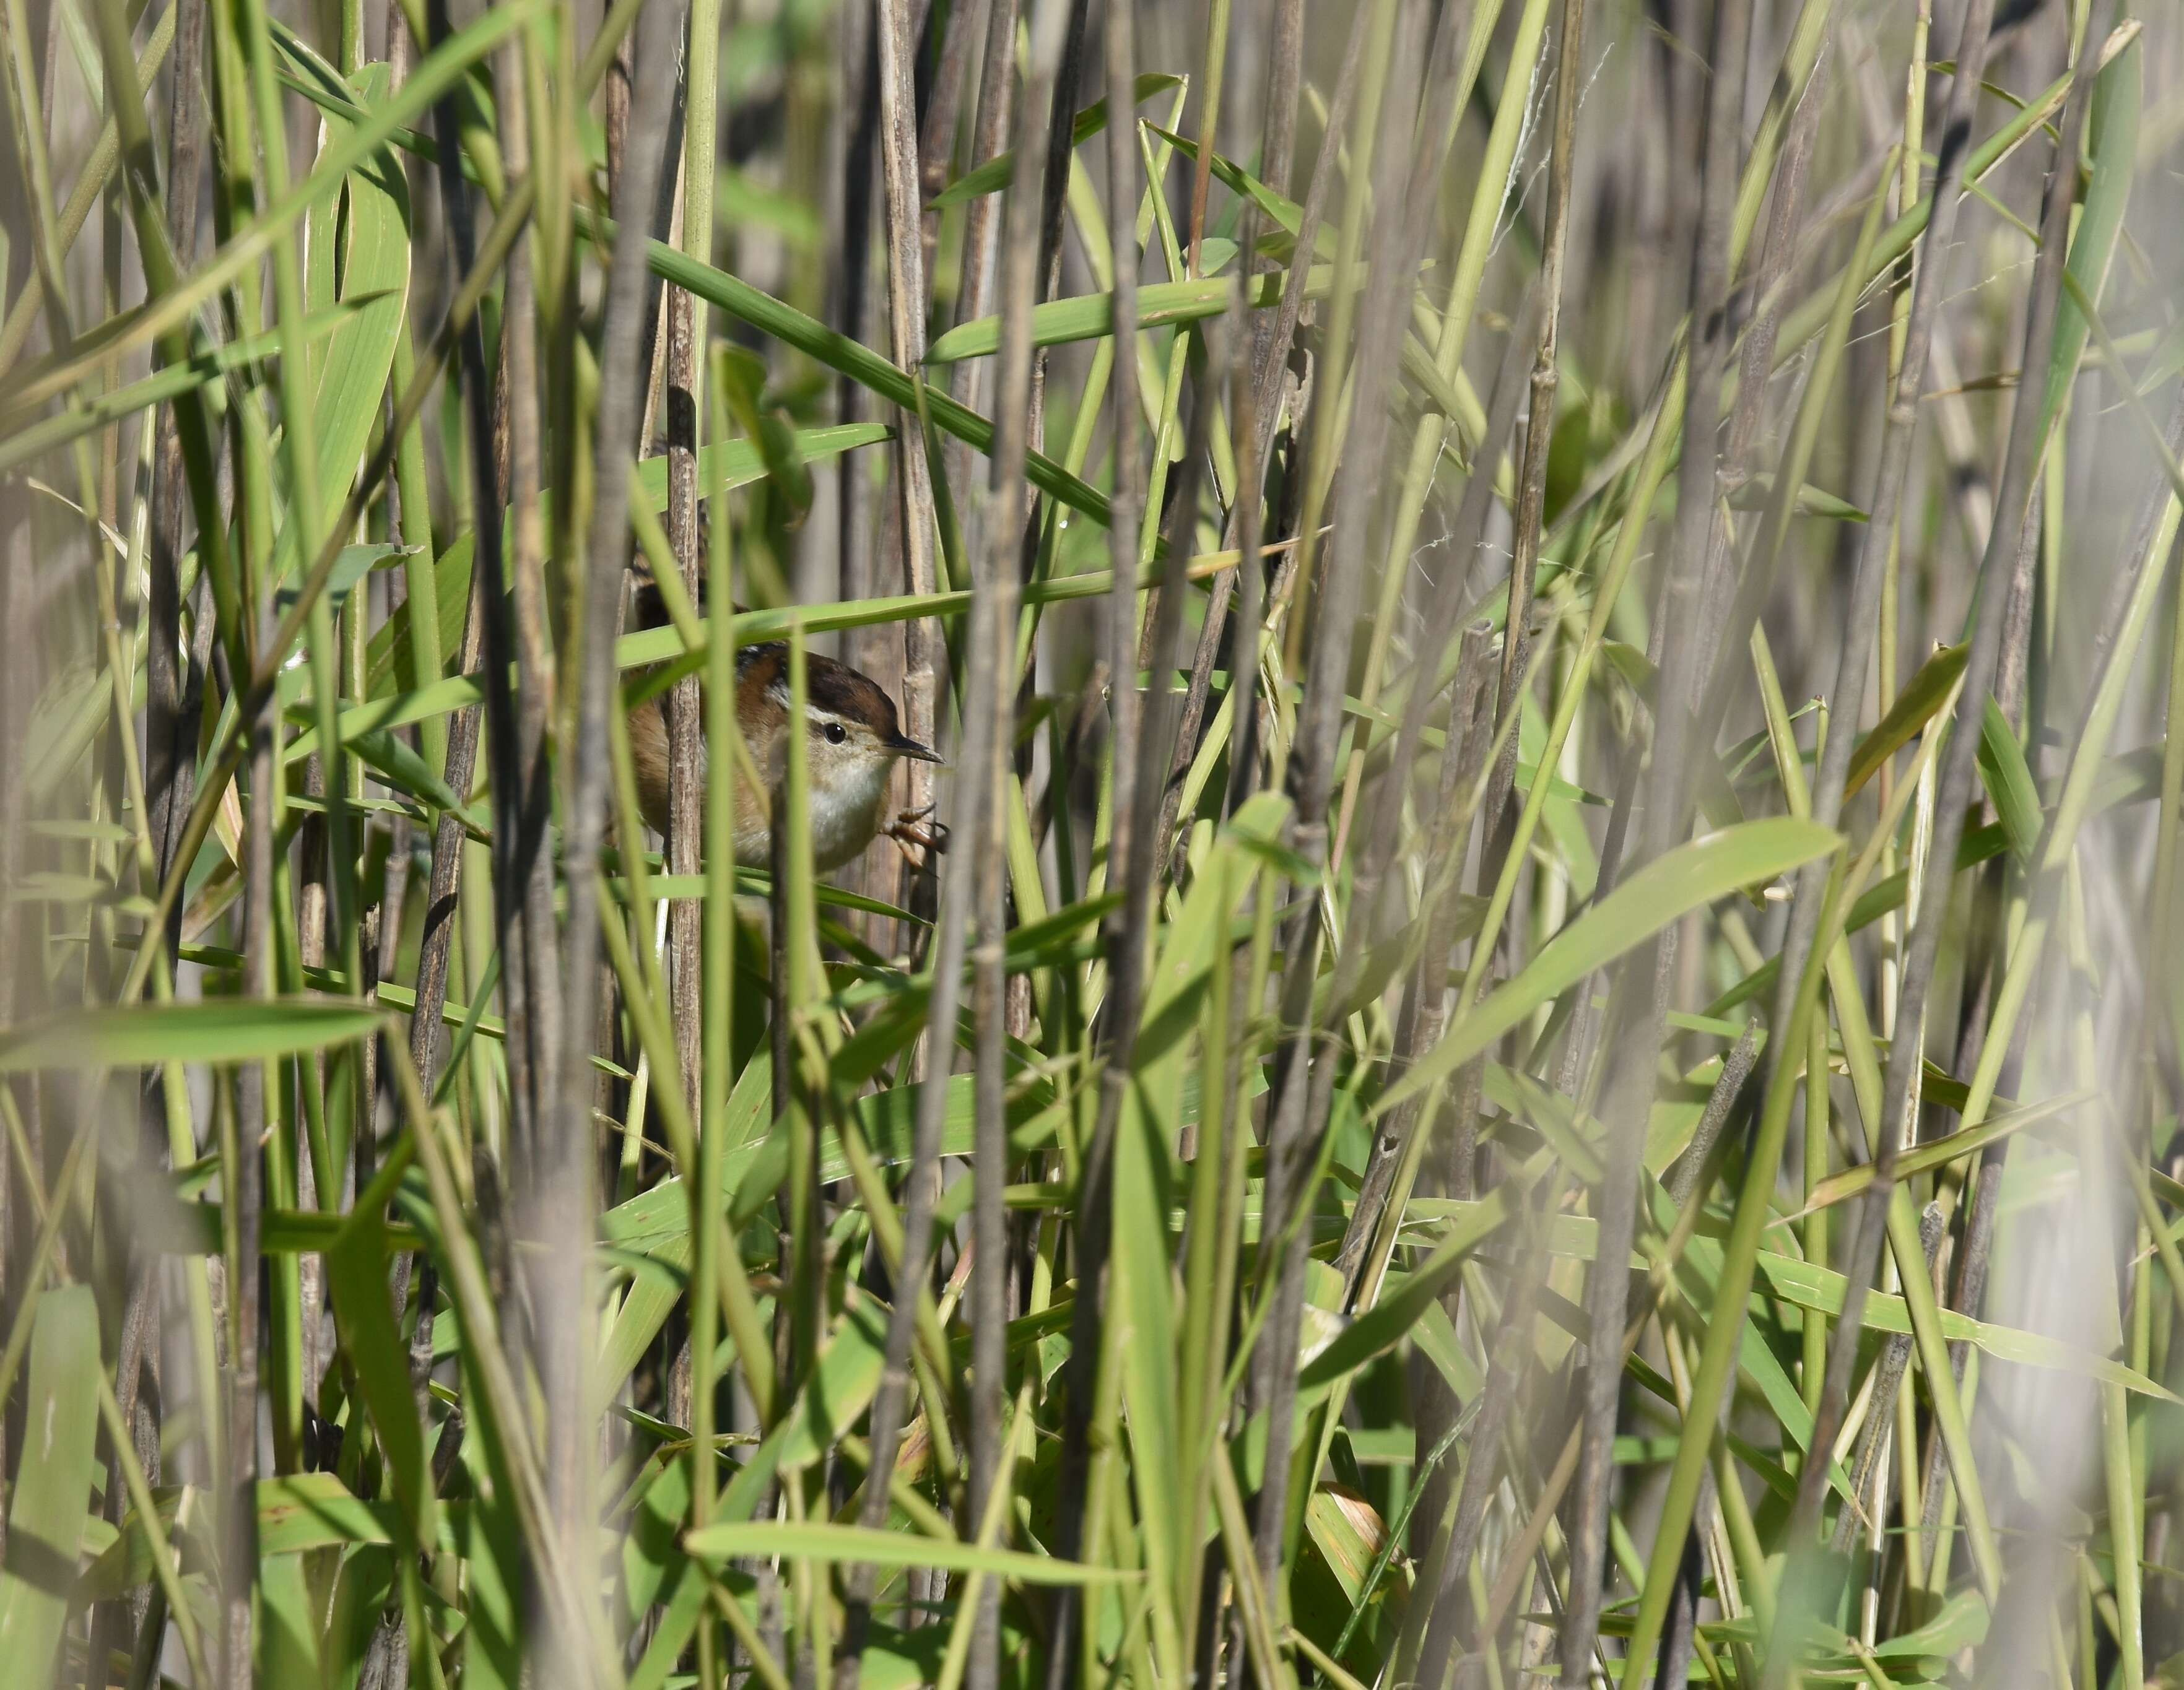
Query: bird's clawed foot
887 804 949 863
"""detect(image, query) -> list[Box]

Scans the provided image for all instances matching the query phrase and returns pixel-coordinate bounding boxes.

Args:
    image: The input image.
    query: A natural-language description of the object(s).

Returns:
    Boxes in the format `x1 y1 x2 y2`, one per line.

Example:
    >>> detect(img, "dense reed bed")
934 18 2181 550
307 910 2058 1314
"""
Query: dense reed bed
1 0 2181 1685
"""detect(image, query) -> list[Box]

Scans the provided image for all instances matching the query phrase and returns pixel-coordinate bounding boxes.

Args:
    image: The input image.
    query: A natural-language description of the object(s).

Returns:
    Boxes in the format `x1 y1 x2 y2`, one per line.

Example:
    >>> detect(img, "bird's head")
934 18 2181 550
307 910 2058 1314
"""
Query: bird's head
733 643 940 786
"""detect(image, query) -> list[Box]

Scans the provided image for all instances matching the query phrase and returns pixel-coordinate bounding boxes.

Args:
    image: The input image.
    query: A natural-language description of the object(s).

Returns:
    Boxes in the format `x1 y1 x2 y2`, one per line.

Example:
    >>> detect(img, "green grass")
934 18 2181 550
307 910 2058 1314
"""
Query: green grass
1 0 2181 1686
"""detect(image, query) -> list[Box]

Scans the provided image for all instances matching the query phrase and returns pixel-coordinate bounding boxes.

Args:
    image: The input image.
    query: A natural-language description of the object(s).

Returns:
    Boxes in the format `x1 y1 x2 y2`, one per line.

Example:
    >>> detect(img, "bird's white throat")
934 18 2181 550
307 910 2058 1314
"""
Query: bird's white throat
806 752 895 871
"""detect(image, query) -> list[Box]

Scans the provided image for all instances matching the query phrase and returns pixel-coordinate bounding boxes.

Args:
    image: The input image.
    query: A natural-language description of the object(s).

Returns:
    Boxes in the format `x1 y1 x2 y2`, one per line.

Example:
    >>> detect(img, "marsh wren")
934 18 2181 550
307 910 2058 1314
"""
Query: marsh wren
625 574 944 872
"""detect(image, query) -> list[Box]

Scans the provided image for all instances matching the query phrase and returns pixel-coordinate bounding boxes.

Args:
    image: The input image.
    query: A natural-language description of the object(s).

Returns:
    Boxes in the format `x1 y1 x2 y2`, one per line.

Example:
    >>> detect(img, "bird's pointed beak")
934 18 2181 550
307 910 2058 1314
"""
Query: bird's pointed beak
890 735 944 765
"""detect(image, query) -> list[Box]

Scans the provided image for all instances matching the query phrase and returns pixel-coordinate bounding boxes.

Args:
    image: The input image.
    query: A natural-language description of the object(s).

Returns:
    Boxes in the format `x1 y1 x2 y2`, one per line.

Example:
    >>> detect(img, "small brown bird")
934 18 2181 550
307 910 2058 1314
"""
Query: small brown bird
626 574 943 872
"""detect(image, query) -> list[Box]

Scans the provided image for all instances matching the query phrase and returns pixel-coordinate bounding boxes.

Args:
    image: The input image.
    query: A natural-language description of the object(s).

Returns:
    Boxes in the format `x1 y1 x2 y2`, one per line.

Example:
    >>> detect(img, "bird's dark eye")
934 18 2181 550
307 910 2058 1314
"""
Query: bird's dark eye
824 722 846 744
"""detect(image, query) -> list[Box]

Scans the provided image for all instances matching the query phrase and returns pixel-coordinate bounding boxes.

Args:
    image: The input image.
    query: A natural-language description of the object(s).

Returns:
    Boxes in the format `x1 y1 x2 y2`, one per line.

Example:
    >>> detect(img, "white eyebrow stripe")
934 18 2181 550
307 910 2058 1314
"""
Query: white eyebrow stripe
766 682 846 717
760 668 869 730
